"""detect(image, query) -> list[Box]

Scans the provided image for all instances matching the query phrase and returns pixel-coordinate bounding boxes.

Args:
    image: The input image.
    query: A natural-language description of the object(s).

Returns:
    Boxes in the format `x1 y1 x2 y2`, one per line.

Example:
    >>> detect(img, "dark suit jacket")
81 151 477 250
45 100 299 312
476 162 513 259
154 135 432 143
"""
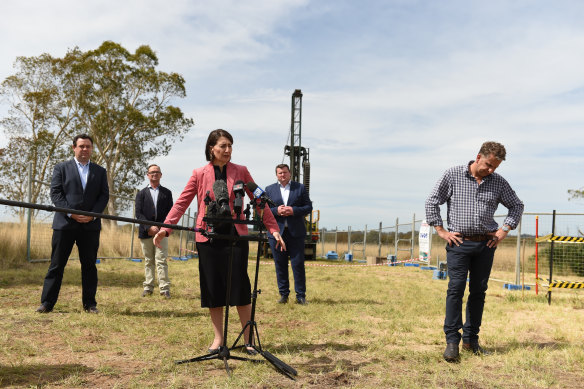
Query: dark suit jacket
265 181 313 239
135 185 173 239
50 159 109 231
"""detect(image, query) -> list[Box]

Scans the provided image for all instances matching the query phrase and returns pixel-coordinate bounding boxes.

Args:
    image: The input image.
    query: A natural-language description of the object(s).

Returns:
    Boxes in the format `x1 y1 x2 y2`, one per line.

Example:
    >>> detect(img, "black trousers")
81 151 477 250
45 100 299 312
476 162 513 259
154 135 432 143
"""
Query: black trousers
40 228 101 310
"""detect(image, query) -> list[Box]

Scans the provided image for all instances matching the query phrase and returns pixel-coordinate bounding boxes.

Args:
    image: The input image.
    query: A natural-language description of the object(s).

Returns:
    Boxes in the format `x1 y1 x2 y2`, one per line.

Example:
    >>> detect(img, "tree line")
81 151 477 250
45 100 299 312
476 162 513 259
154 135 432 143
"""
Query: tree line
0 41 194 222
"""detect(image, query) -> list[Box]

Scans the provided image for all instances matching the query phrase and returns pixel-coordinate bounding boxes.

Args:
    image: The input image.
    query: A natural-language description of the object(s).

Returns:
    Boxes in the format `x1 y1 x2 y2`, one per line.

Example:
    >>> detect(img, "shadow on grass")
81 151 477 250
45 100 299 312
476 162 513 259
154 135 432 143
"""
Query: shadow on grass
266 341 368 354
117 309 206 318
295 355 381 374
1 268 145 289
309 297 382 305
0 363 92 388
492 340 572 354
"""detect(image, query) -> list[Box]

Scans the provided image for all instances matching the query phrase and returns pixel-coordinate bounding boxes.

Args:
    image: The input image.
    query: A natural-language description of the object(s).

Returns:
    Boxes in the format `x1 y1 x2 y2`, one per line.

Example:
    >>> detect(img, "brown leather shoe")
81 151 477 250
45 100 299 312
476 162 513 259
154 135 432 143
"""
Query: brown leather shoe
462 342 490 355
443 343 460 362
85 306 99 314
160 290 170 299
35 304 52 313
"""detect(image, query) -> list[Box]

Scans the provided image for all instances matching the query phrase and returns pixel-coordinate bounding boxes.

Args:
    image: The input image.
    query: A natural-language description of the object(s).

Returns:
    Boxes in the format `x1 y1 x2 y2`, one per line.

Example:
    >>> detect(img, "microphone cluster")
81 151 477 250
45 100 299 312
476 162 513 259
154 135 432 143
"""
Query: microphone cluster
205 181 277 226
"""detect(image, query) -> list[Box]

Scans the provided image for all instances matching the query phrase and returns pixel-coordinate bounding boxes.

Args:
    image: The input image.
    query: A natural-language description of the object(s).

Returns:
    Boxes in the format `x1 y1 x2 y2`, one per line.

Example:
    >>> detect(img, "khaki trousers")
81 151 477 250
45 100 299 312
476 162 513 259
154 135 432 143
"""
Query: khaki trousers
140 237 170 292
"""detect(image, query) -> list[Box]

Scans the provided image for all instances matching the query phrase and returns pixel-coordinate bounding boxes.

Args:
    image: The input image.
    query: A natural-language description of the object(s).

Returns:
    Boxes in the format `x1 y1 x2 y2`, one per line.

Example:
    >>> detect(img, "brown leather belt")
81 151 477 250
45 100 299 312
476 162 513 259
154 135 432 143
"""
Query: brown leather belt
462 234 490 242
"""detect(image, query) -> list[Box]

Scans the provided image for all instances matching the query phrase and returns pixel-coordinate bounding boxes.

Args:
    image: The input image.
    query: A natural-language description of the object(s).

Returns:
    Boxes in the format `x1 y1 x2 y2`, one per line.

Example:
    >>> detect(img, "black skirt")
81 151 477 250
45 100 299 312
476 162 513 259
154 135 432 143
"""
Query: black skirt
196 237 251 308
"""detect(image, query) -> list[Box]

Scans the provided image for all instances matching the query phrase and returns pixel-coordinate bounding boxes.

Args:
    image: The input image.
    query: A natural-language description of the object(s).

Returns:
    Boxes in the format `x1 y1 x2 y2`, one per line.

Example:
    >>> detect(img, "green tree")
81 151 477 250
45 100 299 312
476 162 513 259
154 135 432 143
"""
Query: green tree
0 53 72 220
568 187 584 201
0 41 194 220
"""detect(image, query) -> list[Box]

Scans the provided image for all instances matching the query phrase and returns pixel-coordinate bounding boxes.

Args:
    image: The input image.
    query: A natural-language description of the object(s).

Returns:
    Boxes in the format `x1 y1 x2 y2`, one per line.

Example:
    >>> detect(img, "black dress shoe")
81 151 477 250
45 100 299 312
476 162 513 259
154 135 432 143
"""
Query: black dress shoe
35 304 52 313
84 306 99 314
207 347 220 355
278 295 288 304
296 297 308 305
462 342 490 355
443 343 460 362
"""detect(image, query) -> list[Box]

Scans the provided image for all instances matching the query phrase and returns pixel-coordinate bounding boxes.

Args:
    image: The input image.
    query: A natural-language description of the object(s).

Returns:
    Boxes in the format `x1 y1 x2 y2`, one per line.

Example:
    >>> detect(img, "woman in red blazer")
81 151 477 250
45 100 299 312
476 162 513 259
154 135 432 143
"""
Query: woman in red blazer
154 129 285 355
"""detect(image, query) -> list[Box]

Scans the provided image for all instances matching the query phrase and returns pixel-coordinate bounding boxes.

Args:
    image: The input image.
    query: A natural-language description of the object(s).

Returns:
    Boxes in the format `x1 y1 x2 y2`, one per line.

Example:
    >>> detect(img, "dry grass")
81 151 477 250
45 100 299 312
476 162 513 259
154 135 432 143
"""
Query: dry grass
1 250 584 388
0 222 191 267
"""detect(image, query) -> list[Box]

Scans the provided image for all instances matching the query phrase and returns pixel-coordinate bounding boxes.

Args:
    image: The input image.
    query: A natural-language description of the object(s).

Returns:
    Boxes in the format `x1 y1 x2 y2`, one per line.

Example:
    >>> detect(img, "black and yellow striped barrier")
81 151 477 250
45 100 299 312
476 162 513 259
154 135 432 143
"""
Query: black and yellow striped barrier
535 234 584 243
536 277 584 289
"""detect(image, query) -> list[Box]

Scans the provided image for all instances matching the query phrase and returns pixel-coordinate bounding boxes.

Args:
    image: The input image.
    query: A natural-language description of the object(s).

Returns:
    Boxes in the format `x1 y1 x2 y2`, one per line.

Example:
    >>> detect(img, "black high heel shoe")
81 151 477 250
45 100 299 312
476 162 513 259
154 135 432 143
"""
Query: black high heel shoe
244 343 258 355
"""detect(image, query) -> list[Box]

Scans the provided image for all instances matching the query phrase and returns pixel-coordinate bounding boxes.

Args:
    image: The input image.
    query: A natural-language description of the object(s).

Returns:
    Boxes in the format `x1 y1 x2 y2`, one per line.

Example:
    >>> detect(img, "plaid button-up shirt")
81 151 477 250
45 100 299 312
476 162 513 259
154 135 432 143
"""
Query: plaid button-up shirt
425 161 524 235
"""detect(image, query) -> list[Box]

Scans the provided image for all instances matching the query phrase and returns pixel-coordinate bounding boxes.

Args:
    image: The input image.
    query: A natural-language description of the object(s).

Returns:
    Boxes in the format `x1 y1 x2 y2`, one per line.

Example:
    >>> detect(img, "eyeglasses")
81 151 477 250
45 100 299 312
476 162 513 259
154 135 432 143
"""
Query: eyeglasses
147 171 161 175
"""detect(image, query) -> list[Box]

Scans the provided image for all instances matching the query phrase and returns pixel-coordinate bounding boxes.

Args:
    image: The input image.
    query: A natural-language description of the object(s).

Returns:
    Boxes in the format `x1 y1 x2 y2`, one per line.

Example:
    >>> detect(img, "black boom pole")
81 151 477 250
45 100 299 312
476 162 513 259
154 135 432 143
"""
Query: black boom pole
0 198 199 233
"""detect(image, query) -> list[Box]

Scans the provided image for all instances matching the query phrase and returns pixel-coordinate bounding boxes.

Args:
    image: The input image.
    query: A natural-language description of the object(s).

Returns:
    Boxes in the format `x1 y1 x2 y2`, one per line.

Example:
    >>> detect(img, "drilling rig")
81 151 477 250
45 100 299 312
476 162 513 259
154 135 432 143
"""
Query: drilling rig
281 89 320 259
261 89 320 259
286 89 319 259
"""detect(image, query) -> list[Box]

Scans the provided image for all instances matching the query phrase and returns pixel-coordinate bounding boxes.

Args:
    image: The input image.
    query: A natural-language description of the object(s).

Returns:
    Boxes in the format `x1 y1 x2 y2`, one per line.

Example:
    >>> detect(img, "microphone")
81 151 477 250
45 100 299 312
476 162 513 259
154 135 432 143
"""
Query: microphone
246 182 277 208
212 179 231 217
233 180 245 217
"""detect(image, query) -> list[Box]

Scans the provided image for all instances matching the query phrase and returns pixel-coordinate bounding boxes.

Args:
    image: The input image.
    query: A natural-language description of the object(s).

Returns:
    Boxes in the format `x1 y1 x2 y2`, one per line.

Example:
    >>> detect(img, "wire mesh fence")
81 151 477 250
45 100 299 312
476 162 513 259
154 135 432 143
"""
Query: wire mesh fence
317 212 584 286
25 193 199 262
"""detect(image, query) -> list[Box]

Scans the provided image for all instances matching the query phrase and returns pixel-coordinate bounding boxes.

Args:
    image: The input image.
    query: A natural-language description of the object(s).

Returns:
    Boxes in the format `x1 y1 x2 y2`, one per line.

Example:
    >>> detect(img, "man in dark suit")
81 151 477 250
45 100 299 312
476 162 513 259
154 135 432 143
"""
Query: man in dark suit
135 164 173 298
265 164 313 305
36 134 109 313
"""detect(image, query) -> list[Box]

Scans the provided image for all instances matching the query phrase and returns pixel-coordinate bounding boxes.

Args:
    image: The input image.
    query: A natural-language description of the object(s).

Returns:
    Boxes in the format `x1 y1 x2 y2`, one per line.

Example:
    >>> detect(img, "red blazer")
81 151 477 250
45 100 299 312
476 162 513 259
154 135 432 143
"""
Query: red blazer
162 162 279 242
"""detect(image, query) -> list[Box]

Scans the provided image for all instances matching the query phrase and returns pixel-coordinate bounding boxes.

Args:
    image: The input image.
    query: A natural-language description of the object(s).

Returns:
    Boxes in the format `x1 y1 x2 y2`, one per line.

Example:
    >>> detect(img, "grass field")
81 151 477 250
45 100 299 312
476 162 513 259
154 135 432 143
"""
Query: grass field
1 252 583 388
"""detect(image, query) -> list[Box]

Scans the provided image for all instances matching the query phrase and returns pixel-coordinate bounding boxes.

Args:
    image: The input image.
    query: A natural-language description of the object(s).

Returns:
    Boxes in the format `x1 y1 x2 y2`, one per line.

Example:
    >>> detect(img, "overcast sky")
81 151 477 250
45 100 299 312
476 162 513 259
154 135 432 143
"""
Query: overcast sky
1 0 584 229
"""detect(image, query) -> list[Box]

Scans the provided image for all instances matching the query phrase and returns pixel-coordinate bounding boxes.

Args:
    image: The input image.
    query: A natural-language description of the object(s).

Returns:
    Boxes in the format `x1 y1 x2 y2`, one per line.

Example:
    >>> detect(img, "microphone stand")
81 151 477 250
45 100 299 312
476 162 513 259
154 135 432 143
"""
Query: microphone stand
175 201 297 379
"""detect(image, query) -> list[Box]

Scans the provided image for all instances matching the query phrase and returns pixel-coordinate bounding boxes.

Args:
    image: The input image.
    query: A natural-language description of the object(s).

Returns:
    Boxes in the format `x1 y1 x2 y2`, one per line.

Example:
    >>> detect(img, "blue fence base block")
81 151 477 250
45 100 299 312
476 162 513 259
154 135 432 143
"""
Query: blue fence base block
95 259 101 264
503 284 531 291
357 259 367 263
404 263 420 267
326 251 339 259
130 258 142 263
420 266 437 271
433 270 448 280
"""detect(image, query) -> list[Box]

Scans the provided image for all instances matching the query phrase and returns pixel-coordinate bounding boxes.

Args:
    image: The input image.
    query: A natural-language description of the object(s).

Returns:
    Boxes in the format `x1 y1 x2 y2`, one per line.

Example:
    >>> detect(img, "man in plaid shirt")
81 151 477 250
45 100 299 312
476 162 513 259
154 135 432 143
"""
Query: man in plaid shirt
425 141 523 362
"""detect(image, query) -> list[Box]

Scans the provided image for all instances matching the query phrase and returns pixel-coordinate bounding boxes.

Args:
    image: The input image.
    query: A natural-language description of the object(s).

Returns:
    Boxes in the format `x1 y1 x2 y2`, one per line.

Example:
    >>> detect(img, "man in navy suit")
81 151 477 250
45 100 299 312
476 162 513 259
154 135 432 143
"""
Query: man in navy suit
265 164 313 305
135 164 173 298
36 134 109 313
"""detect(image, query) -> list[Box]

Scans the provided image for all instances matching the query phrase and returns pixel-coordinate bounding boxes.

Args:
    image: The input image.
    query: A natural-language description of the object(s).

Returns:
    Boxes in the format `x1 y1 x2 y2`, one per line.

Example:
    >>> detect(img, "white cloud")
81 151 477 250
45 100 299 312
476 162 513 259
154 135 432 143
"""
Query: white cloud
1 1 584 228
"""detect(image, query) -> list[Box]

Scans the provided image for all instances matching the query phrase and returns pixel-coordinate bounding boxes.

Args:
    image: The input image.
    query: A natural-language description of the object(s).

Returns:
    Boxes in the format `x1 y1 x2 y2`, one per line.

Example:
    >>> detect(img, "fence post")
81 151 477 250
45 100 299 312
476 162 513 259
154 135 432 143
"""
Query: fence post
411 213 415 258
514 217 522 285
321 227 325 258
348 225 352 255
129 188 138 260
363 224 367 259
394 217 399 257
335 226 338 254
26 161 33 262
378 222 382 257
548 210 556 305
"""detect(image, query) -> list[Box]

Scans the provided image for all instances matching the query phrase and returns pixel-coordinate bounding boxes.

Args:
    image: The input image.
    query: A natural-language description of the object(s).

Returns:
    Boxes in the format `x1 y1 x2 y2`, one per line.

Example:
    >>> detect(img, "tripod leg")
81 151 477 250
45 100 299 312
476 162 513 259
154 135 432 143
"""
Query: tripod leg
223 357 232 377
261 350 298 377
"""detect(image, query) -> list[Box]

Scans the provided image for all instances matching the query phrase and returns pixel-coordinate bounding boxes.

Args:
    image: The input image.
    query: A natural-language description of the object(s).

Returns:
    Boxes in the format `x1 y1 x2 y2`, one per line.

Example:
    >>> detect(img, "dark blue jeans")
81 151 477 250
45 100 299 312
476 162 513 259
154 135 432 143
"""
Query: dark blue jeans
444 240 495 344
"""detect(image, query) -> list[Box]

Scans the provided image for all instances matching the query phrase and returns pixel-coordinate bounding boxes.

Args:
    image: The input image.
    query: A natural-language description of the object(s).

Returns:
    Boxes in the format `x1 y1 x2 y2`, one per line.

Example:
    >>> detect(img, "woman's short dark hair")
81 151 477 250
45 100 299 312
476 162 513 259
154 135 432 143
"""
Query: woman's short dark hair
205 129 234 161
